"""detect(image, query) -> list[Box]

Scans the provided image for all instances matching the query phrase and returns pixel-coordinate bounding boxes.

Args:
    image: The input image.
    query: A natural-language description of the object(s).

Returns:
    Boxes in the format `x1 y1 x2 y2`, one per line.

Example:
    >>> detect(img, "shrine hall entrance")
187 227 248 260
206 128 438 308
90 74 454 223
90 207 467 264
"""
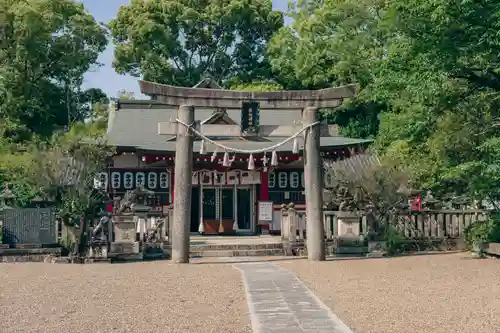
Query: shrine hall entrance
190 186 254 234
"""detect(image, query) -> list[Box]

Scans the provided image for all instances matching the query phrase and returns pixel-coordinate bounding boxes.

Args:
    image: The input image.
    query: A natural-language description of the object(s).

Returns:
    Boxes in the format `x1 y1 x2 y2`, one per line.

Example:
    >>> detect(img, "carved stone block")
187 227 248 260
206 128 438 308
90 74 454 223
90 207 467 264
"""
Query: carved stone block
113 217 136 243
337 215 360 238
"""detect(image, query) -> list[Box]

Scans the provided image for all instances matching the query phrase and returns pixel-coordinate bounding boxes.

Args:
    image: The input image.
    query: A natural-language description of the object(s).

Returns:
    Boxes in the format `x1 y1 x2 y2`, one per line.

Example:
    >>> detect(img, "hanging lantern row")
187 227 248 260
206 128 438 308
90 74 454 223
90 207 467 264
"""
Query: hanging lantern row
199 136 301 170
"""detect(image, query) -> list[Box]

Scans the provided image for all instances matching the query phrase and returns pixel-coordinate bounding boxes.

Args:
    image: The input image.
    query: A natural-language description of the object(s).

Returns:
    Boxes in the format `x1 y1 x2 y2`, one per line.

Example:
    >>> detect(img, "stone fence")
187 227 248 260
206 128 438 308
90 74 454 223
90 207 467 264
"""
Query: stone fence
280 204 491 244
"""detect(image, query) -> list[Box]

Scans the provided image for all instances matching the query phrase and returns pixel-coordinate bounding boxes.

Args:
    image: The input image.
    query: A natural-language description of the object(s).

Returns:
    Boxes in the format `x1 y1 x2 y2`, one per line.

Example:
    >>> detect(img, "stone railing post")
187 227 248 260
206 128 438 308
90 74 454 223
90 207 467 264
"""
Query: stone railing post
167 204 174 245
362 214 367 236
280 204 289 243
323 205 334 240
287 203 298 245
160 215 167 241
107 215 113 243
334 214 339 237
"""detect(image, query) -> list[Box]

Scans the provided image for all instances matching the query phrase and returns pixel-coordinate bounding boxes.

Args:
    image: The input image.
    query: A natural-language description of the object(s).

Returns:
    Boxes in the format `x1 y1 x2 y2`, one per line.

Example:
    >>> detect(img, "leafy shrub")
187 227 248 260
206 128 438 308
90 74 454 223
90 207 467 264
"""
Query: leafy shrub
386 224 405 254
464 214 500 247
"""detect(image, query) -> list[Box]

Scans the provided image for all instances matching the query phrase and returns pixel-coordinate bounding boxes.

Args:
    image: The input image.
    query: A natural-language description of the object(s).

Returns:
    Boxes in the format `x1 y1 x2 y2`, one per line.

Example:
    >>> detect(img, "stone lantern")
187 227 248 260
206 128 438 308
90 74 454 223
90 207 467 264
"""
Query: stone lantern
0 185 15 247
30 195 53 209
0 185 16 210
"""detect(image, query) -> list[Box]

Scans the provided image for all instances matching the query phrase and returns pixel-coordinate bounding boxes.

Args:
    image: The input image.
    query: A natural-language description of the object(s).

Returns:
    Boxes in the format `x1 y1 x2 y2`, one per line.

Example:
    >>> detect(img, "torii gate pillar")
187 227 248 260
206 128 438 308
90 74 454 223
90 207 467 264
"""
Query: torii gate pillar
303 107 325 261
171 105 194 263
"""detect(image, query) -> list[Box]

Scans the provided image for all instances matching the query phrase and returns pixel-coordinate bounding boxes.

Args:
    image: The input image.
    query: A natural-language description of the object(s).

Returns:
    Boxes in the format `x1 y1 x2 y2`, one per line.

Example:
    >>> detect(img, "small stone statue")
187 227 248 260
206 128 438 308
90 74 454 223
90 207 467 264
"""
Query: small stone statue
146 218 165 243
336 186 355 211
116 191 137 214
116 187 154 214
91 215 109 241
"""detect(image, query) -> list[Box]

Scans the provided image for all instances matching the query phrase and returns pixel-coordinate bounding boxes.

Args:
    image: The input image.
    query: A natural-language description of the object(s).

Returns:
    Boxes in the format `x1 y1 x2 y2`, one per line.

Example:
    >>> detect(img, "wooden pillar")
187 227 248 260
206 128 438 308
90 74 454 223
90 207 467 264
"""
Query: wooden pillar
171 105 195 263
167 204 174 245
260 170 269 200
303 107 325 261
288 204 298 245
233 183 238 233
260 170 270 232
170 172 174 204
198 178 204 233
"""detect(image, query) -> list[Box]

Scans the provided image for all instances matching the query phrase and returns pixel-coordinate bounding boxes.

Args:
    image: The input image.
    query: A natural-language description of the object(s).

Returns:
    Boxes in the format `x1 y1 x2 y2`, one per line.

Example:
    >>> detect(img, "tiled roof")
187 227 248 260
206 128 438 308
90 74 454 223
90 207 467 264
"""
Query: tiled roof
107 105 373 152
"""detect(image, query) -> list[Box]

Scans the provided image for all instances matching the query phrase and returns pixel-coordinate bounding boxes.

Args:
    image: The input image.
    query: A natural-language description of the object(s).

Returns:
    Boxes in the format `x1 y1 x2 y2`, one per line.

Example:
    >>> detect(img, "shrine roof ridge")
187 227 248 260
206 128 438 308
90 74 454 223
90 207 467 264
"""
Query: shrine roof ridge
139 80 358 109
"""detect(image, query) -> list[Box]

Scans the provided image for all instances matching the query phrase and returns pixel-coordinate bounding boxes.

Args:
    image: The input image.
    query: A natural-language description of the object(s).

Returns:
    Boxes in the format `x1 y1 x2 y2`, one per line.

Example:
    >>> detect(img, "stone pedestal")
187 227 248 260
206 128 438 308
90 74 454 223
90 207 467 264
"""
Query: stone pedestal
336 211 361 239
113 215 136 242
110 242 140 254
88 241 108 259
367 241 387 258
109 214 141 260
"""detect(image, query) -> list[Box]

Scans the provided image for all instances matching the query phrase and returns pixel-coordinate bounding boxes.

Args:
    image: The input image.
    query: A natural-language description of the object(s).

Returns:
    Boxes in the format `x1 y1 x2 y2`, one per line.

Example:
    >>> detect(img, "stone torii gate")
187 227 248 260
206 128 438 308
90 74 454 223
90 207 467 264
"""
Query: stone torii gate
140 80 357 263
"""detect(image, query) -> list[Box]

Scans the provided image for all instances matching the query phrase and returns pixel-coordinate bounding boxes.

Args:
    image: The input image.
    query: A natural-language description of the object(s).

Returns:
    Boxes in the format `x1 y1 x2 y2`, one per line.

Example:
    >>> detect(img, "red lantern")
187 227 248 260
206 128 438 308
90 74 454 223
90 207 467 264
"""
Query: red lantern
411 195 423 211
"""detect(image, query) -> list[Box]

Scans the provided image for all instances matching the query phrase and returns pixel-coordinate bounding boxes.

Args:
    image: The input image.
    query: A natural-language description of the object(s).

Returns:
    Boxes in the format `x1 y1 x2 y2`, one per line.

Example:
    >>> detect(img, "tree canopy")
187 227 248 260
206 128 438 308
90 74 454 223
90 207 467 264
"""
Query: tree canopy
266 0 500 203
108 0 284 87
0 0 108 141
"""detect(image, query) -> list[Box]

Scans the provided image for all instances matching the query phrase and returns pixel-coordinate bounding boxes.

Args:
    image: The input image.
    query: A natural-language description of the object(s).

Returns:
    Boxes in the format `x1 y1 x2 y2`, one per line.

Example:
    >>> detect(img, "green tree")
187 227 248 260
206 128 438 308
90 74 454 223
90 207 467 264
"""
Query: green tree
108 0 283 87
26 129 114 253
371 0 500 198
267 0 386 138
268 0 500 203
0 0 107 140
117 89 136 100
230 81 282 92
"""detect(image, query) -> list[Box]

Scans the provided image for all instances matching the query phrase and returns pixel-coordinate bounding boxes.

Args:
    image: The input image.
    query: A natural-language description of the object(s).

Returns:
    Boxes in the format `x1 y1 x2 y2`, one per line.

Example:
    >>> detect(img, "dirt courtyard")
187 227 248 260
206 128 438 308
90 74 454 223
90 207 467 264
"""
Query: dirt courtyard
1 253 500 333
0 261 252 333
281 252 500 333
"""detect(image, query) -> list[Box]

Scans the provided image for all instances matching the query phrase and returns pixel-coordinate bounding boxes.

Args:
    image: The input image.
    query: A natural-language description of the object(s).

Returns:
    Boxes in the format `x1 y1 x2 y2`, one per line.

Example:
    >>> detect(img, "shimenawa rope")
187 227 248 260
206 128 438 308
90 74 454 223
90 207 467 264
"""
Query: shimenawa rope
175 118 320 154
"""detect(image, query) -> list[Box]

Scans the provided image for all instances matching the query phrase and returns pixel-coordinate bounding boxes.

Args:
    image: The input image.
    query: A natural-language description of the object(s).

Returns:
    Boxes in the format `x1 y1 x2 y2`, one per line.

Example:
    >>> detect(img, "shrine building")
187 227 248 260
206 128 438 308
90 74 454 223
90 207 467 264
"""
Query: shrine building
99 79 372 235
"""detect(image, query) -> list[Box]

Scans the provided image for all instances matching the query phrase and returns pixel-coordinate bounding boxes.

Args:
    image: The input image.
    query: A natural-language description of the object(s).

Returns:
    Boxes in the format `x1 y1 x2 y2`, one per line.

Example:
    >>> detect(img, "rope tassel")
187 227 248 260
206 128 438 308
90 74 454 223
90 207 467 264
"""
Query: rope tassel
248 154 255 170
198 219 205 233
211 147 218 162
222 152 230 167
292 137 299 154
200 139 206 155
271 151 279 166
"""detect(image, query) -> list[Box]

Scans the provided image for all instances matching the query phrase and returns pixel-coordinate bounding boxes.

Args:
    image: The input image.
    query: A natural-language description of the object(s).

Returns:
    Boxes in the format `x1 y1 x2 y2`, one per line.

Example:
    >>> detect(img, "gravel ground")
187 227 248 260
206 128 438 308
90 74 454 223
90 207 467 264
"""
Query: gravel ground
280 253 500 333
0 261 252 333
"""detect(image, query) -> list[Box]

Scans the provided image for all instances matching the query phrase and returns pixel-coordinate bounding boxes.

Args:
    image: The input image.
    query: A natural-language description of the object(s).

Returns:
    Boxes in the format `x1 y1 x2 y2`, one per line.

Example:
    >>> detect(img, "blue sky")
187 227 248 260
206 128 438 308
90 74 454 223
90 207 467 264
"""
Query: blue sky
81 0 290 99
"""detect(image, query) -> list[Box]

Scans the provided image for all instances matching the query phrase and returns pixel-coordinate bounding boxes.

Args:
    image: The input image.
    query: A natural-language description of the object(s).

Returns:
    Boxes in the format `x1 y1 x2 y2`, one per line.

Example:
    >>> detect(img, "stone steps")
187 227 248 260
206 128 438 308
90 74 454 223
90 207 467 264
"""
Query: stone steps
163 242 284 258
190 248 284 258
189 243 282 251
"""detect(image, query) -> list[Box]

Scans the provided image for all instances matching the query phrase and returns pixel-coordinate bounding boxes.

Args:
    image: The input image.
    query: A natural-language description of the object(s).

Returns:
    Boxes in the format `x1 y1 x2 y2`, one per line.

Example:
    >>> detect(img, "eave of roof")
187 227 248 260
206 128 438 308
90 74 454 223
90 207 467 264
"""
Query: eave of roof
107 104 372 152
107 136 373 153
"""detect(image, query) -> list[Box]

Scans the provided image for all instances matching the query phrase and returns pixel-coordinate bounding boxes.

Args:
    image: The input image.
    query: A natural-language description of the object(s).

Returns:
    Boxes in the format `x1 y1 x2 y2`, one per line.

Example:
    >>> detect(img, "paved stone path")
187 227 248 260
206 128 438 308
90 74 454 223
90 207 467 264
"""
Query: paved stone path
234 263 353 333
